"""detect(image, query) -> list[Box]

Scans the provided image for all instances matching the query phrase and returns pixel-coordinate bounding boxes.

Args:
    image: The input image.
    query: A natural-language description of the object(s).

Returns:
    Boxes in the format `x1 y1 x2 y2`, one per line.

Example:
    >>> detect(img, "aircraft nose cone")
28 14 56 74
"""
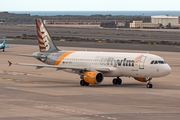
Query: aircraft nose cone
164 64 172 76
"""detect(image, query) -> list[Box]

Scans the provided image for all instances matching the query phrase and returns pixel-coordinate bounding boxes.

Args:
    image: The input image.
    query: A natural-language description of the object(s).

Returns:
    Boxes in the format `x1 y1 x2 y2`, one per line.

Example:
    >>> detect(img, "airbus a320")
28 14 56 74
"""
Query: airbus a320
8 19 171 88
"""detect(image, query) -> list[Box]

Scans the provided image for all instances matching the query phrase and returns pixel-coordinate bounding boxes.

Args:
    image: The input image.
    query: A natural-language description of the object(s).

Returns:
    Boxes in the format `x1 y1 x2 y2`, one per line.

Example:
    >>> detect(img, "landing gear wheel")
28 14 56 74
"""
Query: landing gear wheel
117 78 122 85
3 49 4 52
80 80 85 86
112 78 118 85
80 80 89 86
146 83 153 88
112 78 122 85
85 82 89 86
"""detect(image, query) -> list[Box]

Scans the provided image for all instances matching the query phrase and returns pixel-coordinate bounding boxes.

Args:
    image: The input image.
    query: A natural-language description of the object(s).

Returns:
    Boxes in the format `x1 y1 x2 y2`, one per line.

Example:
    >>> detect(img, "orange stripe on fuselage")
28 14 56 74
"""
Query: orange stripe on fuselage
54 52 74 65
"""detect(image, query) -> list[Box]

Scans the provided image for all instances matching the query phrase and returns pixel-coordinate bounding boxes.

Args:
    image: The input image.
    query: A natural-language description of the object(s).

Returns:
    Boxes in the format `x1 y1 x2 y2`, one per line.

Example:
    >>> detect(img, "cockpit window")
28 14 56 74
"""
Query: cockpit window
150 60 166 64
158 61 164 64
150 61 154 64
154 61 158 64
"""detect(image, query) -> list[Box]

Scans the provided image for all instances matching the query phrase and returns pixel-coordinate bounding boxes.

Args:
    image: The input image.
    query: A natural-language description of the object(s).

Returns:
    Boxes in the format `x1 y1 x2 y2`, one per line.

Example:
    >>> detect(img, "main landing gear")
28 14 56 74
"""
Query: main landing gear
112 77 122 85
3 49 5 52
80 80 89 86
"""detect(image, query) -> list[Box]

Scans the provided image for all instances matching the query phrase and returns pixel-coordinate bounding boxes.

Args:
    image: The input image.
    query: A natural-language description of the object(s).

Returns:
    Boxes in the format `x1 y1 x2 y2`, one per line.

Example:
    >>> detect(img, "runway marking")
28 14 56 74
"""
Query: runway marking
112 118 118 120
2 70 41 76
107 117 112 119
33 103 120 120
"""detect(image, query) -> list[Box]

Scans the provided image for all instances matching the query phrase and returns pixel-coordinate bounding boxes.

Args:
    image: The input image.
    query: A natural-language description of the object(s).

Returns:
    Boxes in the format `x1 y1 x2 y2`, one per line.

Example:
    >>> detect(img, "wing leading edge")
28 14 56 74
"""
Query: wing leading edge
8 61 111 72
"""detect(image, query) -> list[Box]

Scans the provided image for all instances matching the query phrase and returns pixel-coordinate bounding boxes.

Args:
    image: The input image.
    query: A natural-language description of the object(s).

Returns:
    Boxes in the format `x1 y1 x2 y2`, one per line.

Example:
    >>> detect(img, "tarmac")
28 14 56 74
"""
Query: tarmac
0 44 180 120
1 25 180 42
2 39 180 52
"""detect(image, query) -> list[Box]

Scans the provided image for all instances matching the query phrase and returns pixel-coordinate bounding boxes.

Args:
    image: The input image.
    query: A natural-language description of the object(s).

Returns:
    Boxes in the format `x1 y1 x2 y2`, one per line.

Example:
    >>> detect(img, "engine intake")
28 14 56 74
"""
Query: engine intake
81 71 103 84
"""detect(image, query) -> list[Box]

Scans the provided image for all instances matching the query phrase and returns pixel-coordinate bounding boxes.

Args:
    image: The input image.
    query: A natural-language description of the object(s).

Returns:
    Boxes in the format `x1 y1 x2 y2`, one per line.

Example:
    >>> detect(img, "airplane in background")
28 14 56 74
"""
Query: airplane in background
8 19 171 88
0 39 6 52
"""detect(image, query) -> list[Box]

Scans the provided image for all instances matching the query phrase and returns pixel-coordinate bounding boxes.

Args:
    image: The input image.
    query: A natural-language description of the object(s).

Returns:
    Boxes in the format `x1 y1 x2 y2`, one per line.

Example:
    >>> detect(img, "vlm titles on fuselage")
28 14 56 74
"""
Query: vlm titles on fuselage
8 19 171 88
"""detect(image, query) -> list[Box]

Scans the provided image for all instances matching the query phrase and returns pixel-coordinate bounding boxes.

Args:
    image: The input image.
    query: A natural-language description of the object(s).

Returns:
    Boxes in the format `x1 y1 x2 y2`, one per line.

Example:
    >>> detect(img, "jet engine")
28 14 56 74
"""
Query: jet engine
81 71 103 84
134 77 147 82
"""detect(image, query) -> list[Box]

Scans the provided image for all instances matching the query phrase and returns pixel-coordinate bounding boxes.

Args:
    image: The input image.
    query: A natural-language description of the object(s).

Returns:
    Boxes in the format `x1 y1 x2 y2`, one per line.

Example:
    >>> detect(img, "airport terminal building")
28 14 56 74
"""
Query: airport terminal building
130 21 159 28
43 15 180 29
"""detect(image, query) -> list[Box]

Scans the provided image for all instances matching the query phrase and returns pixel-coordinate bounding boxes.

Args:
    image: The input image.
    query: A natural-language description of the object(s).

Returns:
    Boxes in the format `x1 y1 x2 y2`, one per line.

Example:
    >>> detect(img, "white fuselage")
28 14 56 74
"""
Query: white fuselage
37 51 171 78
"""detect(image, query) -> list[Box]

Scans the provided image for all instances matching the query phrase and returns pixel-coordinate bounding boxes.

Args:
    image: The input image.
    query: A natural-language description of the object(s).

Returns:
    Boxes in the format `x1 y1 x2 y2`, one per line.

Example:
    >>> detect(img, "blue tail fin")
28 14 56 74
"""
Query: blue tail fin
2 39 6 46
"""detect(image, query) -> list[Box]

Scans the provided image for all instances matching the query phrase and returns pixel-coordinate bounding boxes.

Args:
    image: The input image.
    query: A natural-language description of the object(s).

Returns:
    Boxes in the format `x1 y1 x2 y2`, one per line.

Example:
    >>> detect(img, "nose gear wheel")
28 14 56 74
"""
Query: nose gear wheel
146 82 153 88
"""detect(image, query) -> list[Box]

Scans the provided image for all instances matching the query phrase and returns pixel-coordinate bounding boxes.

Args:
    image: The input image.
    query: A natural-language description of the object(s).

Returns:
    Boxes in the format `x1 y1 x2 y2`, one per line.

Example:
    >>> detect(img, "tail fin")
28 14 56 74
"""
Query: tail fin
2 39 6 46
35 19 59 52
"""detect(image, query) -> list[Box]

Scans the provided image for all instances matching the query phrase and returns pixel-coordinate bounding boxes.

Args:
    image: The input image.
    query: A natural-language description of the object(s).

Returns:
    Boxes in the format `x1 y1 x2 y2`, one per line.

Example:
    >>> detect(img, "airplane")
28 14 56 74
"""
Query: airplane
8 19 171 88
0 39 6 52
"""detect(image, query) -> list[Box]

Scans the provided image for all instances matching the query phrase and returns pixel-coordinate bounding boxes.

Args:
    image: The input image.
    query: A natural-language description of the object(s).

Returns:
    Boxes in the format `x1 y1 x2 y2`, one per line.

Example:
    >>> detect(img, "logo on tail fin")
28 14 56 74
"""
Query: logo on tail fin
36 19 59 52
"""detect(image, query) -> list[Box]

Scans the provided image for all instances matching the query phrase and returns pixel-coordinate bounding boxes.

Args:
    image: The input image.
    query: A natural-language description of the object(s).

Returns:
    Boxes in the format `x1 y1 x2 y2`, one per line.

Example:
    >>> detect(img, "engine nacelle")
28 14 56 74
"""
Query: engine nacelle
81 71 103 84
134 77 147 82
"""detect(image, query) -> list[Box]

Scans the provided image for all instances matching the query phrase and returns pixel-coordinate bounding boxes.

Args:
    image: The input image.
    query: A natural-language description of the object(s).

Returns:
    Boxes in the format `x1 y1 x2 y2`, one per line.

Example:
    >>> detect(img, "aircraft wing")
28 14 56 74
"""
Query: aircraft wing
8 61 111 72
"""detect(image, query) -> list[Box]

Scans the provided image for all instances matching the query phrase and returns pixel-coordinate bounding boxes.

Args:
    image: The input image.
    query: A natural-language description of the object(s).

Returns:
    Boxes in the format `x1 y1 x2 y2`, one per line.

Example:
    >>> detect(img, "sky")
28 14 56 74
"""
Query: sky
0 0 180 11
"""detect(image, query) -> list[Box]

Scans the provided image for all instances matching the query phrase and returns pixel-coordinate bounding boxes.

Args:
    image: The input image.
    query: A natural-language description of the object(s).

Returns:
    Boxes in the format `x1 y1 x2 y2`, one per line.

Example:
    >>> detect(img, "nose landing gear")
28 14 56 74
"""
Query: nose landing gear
146 78 153 88
146 82 153 88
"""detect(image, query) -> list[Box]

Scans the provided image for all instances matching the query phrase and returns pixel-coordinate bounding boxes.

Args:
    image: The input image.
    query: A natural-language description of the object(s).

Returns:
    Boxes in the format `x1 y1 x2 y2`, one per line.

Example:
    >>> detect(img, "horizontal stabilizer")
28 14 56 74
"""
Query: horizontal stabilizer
8 61 12 67
12 54 47 59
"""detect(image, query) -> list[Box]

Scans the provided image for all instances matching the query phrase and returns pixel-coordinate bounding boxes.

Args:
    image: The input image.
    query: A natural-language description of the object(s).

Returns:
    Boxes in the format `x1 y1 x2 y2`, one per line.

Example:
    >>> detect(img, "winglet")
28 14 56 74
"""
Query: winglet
8 61 12 67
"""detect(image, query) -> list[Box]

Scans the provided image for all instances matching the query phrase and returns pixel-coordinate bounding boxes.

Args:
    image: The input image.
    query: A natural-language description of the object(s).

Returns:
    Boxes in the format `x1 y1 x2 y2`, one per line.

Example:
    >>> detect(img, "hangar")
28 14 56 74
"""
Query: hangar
151 15 180 27
130 15 180 28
